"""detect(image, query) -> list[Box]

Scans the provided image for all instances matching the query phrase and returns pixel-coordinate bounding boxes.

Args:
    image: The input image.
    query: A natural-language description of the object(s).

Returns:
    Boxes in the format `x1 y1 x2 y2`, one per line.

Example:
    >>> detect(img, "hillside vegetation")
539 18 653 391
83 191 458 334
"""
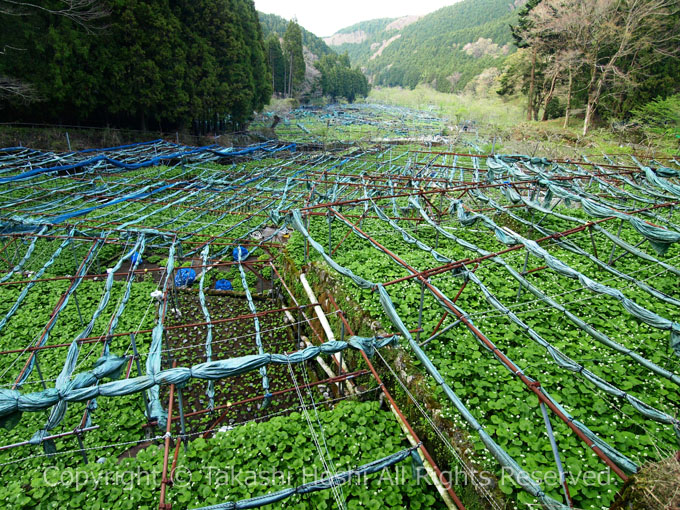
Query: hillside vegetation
0 0 271 132
326 0 523 92
501 0 680 136
259 12 335 60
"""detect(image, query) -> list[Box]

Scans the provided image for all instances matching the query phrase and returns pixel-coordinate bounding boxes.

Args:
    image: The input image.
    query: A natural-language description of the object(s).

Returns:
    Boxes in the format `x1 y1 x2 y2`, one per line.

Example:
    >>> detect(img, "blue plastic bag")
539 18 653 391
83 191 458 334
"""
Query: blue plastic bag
232 246 248 262
175 268 196 287
216 279 233 291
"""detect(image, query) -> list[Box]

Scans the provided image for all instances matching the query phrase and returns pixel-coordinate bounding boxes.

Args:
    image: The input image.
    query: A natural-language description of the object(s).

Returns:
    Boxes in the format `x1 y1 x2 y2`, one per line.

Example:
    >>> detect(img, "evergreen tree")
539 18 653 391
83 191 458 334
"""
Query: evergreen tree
258 12 334 59
315 53 369 103
282 20 305 97
265 34 286 95
0 0 271 132
105 0 186 130
347 0 519 92
509 0 542 120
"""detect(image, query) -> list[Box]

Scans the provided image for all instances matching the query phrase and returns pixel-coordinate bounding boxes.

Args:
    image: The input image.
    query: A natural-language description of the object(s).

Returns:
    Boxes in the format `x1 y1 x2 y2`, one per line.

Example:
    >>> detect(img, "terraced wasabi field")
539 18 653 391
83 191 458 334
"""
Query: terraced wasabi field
0 104 678 510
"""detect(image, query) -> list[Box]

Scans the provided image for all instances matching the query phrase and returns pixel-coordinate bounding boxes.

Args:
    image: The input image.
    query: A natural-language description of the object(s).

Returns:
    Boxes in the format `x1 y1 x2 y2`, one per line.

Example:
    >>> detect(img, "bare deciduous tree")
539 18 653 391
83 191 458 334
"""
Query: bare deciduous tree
0 75 39 102
525 0 680 135
0 0 107 29
0 0 107 103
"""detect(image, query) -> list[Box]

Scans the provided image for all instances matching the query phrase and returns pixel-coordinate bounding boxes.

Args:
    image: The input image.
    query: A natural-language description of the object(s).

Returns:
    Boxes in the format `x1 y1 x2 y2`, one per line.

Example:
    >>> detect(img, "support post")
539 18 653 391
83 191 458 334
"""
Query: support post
297 308 302 347
589 225 599 261
34 352 48 390
72 290 85 326
68 241 85 326
130 334 151 416
416 279 425 344
607 219 624 265
171 273 180 316
419 320 461 348
299 274 354 393
326 295 466 510
517 251 529 300
177 388 188 453
304 216 309 265
328 216 332 255
436 191 443 250
540 402 573 508
610 239 646 265
338 321 345 377
76 431 88 464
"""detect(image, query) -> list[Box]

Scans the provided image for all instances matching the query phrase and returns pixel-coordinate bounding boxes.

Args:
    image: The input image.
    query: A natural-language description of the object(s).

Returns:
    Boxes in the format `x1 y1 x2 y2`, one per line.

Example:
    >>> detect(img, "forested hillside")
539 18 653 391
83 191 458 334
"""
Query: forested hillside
324 18 396 63
259 12 335 60
326 0 523 92
0 0 271 132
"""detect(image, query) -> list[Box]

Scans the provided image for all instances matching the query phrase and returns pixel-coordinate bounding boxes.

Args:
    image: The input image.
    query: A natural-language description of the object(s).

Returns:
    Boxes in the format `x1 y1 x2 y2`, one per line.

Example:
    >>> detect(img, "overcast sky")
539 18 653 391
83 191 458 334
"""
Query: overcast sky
254 0 461 37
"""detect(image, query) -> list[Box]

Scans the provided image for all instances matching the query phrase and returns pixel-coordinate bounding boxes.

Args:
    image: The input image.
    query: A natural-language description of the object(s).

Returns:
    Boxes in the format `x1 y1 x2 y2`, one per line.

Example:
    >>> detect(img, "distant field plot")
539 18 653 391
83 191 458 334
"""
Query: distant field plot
252 103 448 143
0 105 678 510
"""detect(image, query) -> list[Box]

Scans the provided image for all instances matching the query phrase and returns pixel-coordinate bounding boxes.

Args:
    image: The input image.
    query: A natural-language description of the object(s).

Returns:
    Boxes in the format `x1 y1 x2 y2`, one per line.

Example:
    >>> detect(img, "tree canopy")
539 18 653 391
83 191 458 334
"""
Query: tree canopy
258 12 334 60
282 20 305 97
265 33 286 96
0 0 272 132
315 53 369 103
500 0 680 134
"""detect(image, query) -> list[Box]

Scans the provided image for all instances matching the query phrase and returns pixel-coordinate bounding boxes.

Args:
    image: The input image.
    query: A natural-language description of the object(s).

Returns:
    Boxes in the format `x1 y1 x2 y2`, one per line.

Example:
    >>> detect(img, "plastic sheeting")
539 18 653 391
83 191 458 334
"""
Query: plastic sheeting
198 246 216 410
31 235 146 450
447 196 680 356
385 197 652 469
508 230 680 357
288 210 374 290
0 234 73 335
237 262 271 409
376 285 575 507
412 197 680 382
15 238 103 389
0 142 296 184
489 188 680 279
487 154 680 253
287 209 574 508
465 269 679 427
145 241 176 427
636 158 680 198
194 444 419 510
512 198 680 306
0 336 397 426
0 225 48 282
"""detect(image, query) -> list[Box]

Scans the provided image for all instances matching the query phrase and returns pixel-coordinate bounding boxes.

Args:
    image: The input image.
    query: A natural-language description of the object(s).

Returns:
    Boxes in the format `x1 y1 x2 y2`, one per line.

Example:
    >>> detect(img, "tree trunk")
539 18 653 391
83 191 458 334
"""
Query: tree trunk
563 65 572 129
283 58 288 97
271 58 275 93
288 54 294 98
527 47 536 121
533 95 540 121
582 62 600 136
583 101 594 136
583 69 607 135
541 71 559 121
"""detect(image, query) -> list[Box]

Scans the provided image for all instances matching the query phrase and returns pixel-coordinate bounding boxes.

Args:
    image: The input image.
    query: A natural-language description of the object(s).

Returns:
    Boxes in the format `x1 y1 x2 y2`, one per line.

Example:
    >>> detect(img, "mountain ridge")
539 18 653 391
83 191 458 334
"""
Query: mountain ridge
323 0 525 92
258 11 335 60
